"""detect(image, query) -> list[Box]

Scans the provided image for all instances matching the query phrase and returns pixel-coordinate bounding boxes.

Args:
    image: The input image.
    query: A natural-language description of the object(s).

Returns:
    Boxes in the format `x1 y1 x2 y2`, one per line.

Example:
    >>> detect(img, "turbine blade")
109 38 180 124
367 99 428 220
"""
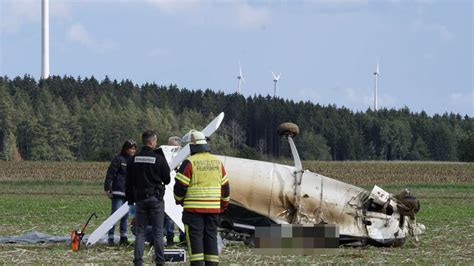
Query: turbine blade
271 71 276 80
239 60 242 77
376 58 380 75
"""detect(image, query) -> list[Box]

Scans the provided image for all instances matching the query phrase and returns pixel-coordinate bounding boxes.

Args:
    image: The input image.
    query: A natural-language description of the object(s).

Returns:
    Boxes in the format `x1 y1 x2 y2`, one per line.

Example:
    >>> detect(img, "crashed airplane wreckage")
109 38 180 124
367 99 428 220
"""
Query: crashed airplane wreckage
88 113 424 248
218 122 425 247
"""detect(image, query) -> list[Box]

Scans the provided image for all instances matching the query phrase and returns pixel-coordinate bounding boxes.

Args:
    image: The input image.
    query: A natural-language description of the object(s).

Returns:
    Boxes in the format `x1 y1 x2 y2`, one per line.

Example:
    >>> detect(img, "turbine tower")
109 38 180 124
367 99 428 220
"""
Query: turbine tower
272 71 281 98
373 59 379 111
237 61 245 94
41 0 50 79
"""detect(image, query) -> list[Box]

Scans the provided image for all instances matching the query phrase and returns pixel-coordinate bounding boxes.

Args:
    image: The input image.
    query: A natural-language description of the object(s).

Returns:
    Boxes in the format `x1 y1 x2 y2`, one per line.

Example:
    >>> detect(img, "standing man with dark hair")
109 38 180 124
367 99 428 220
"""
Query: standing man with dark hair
126 130 170 266
104 139 137 246
174 130 230 265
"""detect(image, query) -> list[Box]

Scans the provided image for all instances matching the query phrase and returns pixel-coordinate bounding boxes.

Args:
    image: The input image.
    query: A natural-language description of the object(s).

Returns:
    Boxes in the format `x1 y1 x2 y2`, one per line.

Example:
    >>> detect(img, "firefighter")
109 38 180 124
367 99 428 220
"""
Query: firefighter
126 130 170 266
173 130 230 265
104 139 137 246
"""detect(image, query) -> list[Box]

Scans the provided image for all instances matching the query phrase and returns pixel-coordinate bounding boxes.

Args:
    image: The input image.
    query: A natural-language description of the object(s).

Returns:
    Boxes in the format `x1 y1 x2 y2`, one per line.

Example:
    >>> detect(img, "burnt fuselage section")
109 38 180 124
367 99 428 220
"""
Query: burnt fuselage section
218 156 425 246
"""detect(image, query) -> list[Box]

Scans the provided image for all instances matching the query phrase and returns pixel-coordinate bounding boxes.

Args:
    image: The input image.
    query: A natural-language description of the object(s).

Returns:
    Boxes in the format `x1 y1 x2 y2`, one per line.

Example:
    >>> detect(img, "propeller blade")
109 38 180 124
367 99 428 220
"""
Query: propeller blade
181 112 225 143
170 112 224 169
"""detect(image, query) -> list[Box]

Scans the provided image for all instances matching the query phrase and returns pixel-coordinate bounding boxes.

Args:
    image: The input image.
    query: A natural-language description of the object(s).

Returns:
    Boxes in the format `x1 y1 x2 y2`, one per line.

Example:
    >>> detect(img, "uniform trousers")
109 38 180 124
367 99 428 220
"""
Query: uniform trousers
182 211 219 266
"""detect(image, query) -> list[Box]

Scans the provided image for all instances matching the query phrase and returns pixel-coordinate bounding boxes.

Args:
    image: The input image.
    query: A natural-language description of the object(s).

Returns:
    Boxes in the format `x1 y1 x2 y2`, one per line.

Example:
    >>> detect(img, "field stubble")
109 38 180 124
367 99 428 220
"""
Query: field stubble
1 160 472 184
0 160 472 264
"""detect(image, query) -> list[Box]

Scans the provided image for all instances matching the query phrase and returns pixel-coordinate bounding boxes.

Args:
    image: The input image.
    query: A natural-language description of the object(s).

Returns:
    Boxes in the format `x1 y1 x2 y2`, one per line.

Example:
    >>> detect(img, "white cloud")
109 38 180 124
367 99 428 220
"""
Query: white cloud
146 0 199 13
344 87 360 102
298 0 369 11
236 4 271 29
0 0 72 34
450 91 474 103
295 86 397 111
67 23 117 53
6 0 39 19
346 87 395 109
67 23 94 48
386 0 433 4
448 91 474 115
312 0 368 5
148 47 169 57
0 0 40 33
450 92 463 101
143 1 271 30
436 24 454 41
50 2 72 19
377 93 396 109
411 19 454 41
297 87 323 102
414 0 435 4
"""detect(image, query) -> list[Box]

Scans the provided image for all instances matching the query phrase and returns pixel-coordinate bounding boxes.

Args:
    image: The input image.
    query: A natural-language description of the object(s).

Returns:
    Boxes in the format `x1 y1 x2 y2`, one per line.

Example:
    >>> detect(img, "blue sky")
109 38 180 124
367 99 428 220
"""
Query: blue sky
1 0 472 116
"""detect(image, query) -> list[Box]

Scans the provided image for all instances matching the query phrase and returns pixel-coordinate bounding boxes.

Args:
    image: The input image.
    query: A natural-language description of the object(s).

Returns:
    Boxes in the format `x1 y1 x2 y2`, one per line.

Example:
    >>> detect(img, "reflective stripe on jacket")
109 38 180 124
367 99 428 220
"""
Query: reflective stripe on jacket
174 152 229 213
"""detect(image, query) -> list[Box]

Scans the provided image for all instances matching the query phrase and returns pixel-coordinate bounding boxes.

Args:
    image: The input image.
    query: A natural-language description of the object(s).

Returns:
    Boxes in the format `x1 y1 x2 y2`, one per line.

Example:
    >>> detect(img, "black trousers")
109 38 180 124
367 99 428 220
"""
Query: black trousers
134 196 164 266
182 212 219 266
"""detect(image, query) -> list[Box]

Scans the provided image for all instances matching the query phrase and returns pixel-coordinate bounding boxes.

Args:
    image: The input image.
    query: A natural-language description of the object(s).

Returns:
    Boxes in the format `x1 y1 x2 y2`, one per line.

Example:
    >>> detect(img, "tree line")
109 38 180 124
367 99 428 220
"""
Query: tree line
0 75 472 162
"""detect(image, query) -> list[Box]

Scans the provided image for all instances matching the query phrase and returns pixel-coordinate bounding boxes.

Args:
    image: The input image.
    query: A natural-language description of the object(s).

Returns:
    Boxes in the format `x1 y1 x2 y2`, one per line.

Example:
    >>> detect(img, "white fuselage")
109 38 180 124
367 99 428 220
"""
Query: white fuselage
217 155 423 244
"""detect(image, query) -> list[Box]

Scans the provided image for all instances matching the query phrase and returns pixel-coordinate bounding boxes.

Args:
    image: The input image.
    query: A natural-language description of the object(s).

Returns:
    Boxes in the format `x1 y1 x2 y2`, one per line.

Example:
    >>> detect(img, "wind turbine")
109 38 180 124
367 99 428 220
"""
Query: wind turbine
374 58 380 111
41 0 50 79
237 61 245 94
373 59 379 111
272 71 281 98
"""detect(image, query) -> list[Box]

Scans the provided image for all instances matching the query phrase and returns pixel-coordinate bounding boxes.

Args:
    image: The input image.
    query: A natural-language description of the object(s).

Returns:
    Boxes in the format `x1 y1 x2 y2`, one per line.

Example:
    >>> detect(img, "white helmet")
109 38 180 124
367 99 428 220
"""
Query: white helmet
190 130 207 145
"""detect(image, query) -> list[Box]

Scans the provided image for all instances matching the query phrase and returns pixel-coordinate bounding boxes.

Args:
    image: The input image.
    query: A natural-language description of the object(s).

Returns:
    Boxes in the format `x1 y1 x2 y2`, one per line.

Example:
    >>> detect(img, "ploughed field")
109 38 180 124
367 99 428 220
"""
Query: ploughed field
0 161 472 264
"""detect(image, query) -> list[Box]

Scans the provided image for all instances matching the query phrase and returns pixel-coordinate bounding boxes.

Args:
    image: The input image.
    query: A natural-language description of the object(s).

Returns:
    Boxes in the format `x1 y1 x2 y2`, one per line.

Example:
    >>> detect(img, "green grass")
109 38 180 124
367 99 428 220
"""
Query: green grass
0 162 473 264
0 179 102 195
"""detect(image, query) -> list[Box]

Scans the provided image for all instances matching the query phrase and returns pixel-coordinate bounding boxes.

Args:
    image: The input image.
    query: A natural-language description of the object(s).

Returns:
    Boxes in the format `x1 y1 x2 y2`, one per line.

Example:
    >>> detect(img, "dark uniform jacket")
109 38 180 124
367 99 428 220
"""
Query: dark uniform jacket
126 146 170 203
104 154 132 197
